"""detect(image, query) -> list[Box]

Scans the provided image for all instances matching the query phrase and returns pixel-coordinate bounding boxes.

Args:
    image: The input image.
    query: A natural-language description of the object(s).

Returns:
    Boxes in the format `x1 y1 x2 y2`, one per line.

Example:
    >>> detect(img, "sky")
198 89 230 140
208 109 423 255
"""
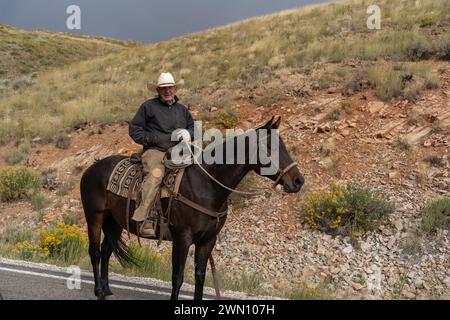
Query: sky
0 0 330 43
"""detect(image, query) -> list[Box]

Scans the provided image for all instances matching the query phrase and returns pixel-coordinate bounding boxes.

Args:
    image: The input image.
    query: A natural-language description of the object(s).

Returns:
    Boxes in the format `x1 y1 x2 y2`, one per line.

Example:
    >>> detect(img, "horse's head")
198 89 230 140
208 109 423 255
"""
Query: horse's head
253 117 304 193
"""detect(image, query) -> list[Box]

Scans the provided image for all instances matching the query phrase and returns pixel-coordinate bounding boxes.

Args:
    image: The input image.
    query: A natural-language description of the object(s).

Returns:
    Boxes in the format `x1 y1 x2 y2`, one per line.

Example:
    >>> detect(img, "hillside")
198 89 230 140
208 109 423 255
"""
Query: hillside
0 24 136 81
0 0 449 143
0 0 449 299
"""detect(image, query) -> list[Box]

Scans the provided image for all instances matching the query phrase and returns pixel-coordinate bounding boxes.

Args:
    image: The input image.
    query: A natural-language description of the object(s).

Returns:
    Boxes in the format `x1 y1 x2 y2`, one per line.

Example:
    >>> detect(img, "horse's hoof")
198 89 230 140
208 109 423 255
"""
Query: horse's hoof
95 288 106 300
104 288 113 297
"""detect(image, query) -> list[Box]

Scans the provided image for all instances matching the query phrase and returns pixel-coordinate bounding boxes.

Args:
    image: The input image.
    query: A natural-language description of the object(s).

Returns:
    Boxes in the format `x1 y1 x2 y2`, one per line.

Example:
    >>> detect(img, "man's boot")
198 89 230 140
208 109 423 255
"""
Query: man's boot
138 219 156 238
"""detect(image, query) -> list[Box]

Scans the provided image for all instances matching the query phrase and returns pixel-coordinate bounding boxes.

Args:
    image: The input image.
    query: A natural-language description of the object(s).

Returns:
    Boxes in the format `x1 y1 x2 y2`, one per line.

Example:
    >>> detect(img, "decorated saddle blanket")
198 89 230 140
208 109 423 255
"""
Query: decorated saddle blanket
107 158 143 200
106 157 184 201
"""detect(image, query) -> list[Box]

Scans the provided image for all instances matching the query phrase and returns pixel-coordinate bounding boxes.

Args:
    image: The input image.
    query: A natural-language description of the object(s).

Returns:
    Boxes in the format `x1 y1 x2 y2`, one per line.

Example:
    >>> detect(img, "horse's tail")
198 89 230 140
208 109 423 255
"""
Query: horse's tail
103 217 140 268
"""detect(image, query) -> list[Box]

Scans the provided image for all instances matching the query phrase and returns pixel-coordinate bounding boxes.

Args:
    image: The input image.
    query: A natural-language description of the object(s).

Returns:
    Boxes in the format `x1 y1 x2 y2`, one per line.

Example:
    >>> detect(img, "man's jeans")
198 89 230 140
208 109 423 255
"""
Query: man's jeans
132 149 165 222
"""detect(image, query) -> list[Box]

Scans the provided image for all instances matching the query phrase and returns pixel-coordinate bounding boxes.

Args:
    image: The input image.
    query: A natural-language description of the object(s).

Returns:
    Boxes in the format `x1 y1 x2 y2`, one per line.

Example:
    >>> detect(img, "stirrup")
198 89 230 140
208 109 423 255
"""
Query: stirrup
138 220 156 239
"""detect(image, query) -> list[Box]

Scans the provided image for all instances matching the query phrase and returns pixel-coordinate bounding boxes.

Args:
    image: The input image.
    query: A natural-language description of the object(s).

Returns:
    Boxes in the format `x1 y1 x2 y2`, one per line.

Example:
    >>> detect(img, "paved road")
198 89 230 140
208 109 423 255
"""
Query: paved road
0 258 221 300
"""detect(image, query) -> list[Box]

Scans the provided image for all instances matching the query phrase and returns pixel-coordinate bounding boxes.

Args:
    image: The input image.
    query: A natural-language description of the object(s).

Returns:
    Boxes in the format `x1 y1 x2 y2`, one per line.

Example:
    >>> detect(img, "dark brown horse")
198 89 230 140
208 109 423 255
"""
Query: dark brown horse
80 117 304 300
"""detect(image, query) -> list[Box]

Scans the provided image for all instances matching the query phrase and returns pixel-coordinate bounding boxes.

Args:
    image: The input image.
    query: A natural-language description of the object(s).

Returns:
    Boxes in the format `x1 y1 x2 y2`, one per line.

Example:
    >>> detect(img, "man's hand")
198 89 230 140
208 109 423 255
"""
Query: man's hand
175 129 191 143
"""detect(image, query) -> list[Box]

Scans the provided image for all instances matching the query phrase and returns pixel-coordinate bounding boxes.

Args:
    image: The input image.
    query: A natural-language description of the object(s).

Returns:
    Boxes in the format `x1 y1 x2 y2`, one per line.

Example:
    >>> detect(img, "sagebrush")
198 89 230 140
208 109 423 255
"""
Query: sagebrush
0 166 42 201
302 183 394 236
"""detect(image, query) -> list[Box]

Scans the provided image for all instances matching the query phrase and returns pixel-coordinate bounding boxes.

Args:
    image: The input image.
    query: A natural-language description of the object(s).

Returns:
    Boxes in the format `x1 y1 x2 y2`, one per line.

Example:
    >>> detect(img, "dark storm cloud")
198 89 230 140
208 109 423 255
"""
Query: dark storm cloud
0 0 329 43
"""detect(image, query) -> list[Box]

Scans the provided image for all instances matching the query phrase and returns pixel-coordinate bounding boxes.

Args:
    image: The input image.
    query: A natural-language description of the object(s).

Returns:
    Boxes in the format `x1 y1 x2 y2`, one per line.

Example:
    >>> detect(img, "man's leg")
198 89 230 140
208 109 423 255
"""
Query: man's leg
132 149 165 237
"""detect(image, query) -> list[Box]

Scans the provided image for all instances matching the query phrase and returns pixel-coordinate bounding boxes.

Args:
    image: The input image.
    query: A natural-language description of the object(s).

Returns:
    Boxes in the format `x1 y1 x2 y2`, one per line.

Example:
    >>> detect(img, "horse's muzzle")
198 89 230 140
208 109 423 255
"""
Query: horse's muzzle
283 175 304 193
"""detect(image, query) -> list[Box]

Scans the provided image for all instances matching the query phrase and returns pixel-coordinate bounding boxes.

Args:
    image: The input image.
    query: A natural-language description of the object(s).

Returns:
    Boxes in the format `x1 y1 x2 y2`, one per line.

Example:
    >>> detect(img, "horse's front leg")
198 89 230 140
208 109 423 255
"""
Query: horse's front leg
194 236 217 300
171 235 191 300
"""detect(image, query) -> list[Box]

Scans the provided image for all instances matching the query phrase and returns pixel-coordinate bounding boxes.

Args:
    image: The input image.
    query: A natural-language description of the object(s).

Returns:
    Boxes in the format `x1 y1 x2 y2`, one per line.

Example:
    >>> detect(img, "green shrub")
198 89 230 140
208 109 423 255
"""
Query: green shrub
340 101 353 114
0 226 34 244
404 36 434 61
401 235 422 256
36 210 45 223
0 167 42 201
424 155 443 167
403 80 424 101
286 285 330 300
31 194 49 211
62 213 80 226
218 270 264 295
342 72 363 96
421 197 450 234
4 139 31 165
124 242 172 281
327 108 341 121
438 34 450 60
419 15 437 28
72 165 84 175
424 73 439 90
302 183 394 236
431 121 442 134
56 179 75 196
407 114 423 126
5 150 26 166
254 90 284 107
320 140 335 157
391 269 409 299
394 138 411 151
217 108 237 129
335 66 352 78
318 73 332 90
55 131 71 149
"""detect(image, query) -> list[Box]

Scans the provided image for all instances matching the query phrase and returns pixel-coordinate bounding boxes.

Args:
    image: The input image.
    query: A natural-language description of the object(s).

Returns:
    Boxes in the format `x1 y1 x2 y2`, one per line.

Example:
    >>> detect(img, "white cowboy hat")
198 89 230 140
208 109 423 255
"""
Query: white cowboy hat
147 72 184 90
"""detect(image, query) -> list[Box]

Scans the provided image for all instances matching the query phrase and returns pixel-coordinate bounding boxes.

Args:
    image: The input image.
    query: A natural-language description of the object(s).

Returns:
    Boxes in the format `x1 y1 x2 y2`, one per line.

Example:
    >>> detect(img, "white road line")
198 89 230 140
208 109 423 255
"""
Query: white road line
0 266 197 300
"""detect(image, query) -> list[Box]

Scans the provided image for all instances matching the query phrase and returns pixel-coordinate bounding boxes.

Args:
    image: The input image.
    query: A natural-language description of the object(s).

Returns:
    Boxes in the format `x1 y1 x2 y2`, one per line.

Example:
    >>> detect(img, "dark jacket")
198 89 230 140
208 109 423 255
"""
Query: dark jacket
129 96 195 151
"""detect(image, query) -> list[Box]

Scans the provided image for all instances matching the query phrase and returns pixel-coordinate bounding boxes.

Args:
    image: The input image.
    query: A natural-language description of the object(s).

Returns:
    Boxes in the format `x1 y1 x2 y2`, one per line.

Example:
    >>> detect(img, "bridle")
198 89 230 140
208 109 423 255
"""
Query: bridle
272 161 298 188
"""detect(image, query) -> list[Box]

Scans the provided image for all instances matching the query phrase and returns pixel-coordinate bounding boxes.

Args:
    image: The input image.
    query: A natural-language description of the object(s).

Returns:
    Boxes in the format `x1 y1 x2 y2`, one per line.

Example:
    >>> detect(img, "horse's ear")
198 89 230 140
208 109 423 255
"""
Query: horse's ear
272 116 281 129
259 116 275 130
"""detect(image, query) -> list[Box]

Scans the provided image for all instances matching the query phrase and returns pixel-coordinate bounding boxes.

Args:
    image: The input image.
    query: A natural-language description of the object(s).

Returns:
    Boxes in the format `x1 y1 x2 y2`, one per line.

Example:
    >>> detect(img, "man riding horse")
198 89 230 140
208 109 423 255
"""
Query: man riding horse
81 71 304 300
129 72 195 238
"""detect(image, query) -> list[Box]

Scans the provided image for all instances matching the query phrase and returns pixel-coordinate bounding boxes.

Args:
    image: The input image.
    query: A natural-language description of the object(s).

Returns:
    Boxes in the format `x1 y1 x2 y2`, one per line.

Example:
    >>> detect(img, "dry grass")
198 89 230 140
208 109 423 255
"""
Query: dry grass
366 61 442 101
366 65 403 101
4 138 30 165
